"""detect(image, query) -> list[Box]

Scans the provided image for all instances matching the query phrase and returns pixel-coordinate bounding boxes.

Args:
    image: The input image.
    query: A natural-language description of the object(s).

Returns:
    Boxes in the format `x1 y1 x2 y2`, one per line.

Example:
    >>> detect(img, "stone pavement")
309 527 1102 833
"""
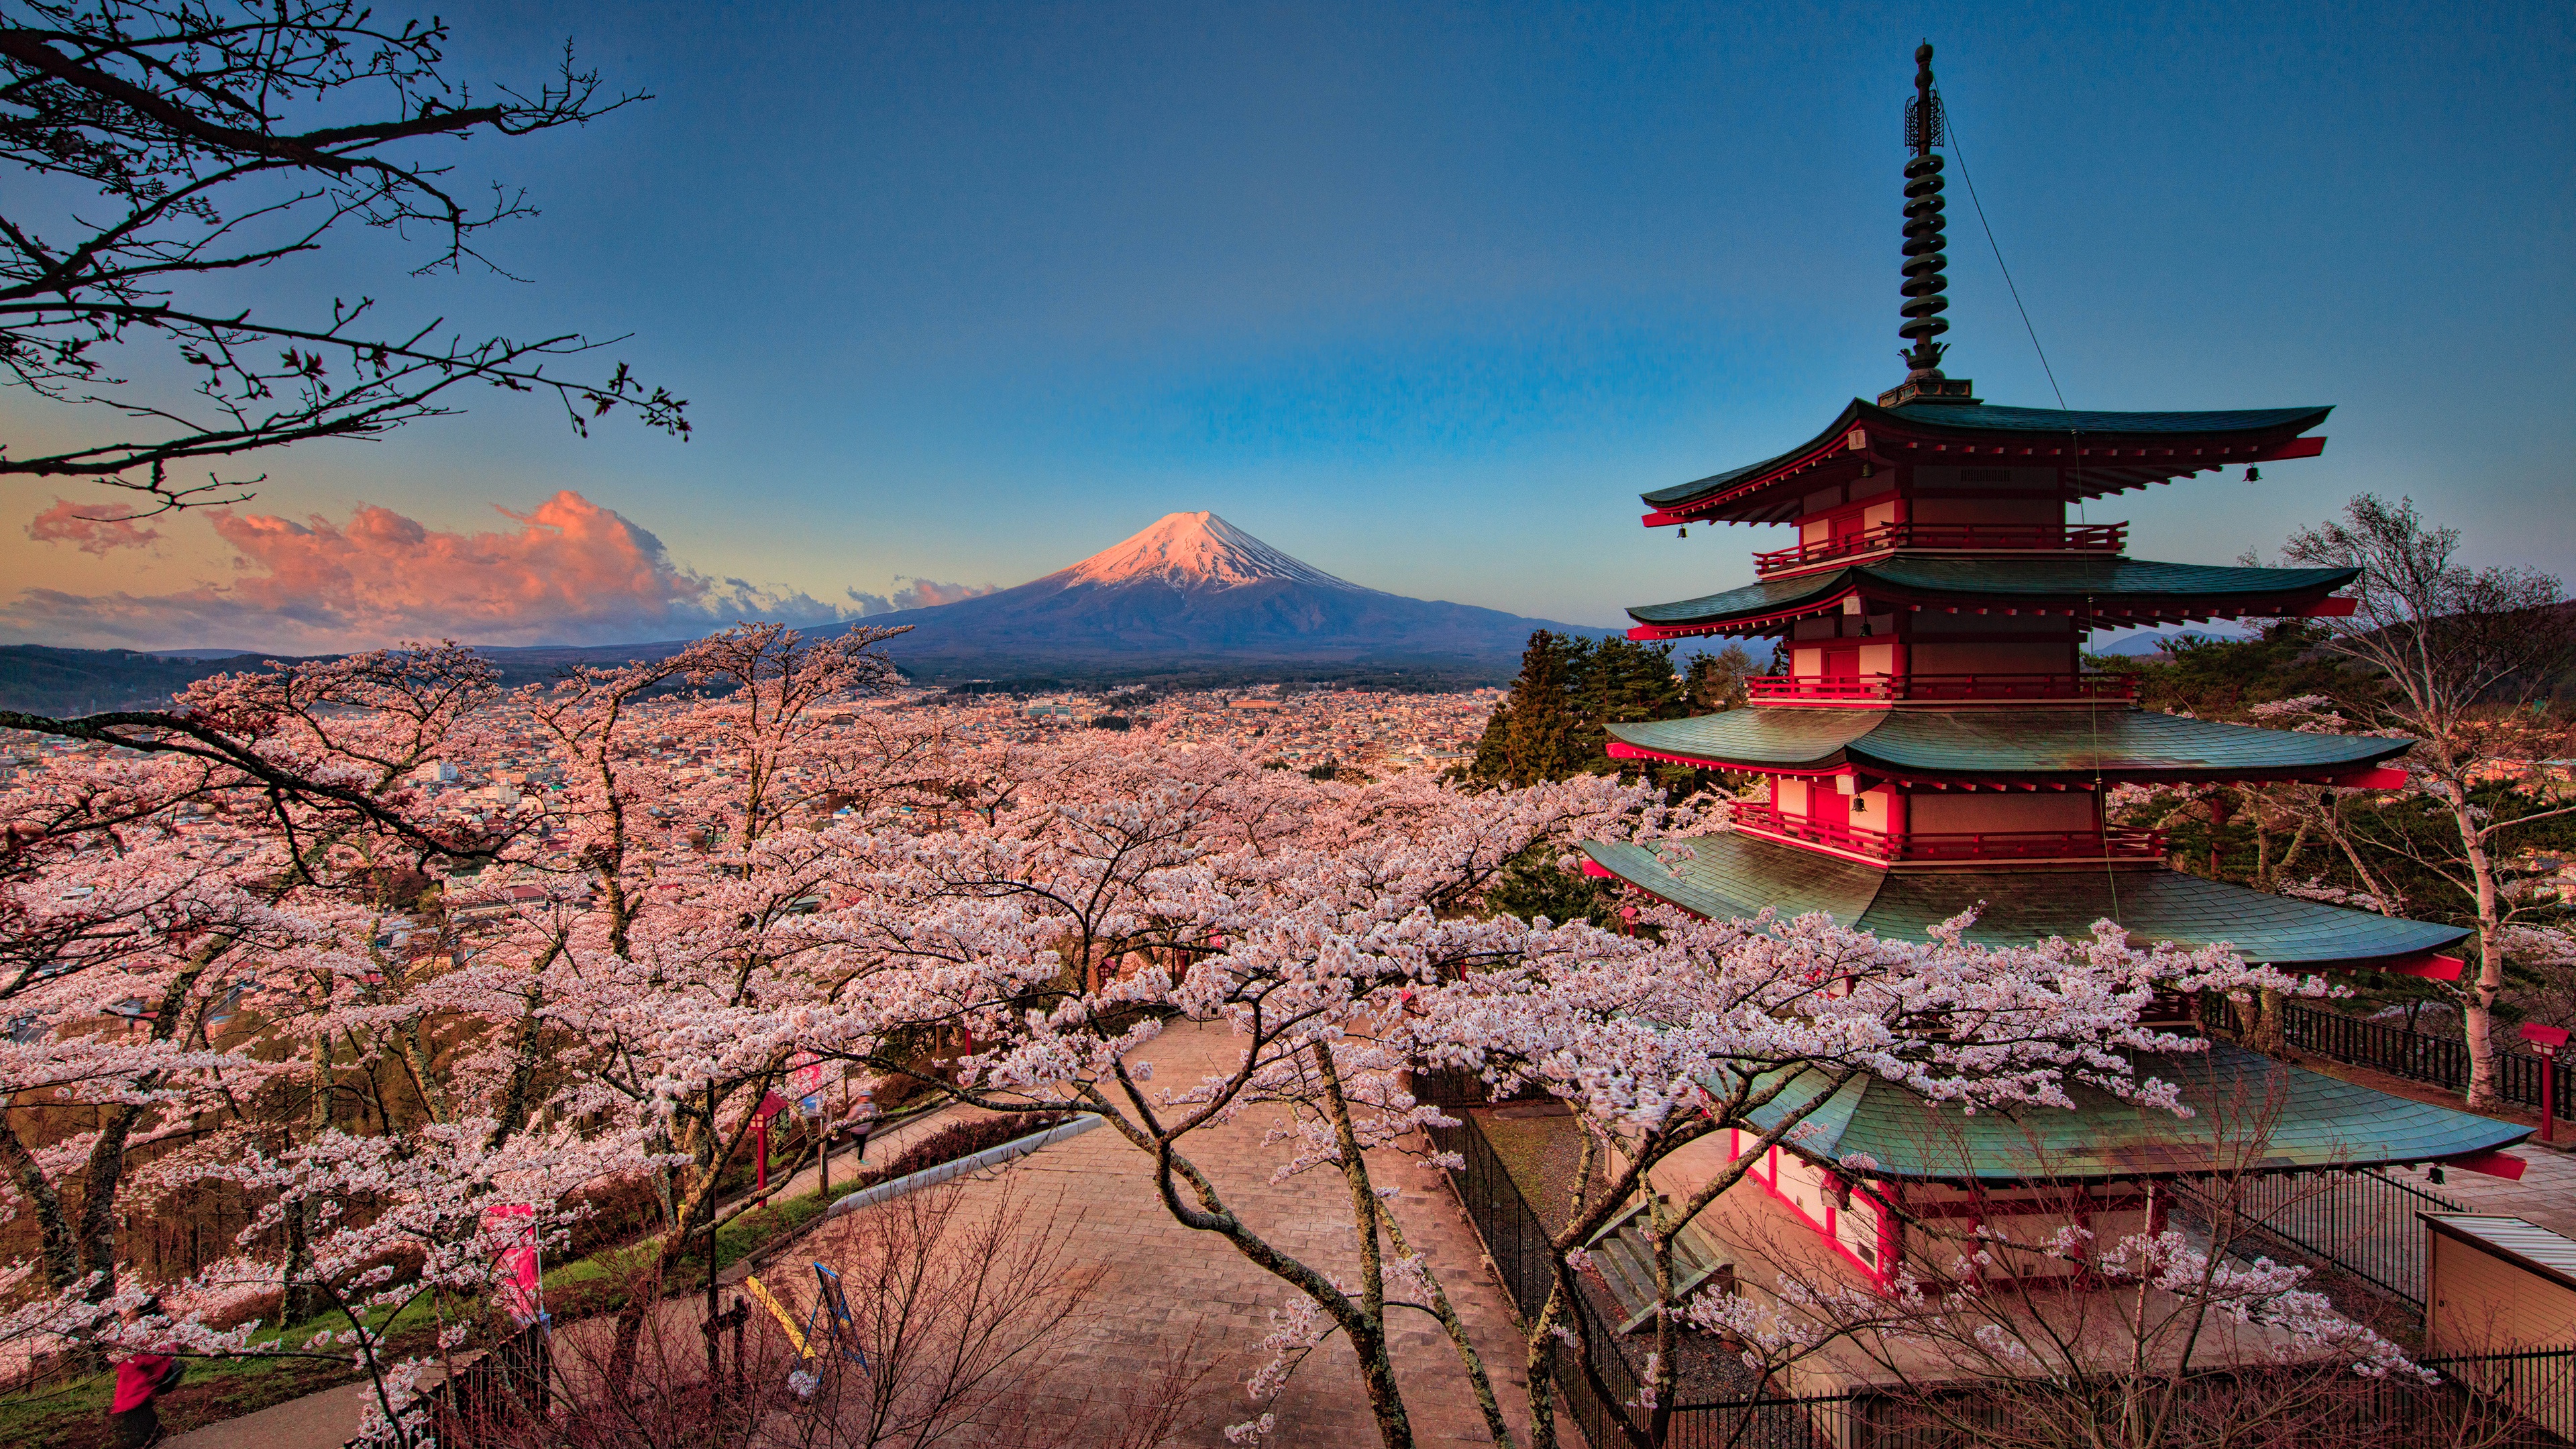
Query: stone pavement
2420 1138 2576 1237
798 1017 1548 1448
165 1032 1545 1449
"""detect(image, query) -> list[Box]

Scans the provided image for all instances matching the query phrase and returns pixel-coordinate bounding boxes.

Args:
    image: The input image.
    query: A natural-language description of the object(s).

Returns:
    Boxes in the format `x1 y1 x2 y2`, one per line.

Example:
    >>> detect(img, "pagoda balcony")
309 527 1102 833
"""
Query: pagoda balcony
1744 672 2140 705
1733 802 2167 863
1752 521 2127 576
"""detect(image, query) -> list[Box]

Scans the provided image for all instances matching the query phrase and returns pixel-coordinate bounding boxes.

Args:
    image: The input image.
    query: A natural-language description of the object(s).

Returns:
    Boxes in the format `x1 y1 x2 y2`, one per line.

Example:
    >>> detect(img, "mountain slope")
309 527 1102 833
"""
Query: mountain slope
843 511 1603 680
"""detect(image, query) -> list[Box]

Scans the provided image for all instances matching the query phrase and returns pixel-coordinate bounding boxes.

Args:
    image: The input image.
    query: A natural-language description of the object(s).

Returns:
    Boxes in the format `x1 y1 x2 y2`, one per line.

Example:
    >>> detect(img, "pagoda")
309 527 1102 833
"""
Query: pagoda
1564 47 2531 1333
1580 44 2472 982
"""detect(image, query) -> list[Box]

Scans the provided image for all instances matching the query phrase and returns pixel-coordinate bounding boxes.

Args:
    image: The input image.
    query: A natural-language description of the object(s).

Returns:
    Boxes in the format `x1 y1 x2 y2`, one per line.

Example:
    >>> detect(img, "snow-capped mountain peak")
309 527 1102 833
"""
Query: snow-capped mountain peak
1052 512 1366 592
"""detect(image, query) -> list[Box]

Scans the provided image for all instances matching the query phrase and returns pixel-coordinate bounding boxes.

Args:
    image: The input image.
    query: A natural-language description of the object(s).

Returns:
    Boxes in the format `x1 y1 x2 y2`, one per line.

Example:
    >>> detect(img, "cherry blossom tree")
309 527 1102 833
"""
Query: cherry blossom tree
0 636 2398 1449
1398 898 2326 1449
784 737 1684 1449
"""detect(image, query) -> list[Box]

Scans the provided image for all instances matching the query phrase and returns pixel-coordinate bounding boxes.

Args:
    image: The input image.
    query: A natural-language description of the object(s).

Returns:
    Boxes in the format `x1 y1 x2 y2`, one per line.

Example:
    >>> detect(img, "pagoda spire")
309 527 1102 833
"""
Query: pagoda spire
1898 42 1951 384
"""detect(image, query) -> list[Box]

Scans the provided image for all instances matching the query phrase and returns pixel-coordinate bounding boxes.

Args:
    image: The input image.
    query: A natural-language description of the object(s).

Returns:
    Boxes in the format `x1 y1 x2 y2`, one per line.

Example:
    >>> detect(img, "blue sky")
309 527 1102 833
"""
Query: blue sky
5 1 2570 648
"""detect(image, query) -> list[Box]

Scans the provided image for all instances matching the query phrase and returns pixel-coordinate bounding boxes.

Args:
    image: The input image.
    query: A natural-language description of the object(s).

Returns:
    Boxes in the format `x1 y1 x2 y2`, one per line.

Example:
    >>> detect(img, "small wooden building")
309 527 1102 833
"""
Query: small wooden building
2420 1214 2575 1440
2422 1212 2576 1351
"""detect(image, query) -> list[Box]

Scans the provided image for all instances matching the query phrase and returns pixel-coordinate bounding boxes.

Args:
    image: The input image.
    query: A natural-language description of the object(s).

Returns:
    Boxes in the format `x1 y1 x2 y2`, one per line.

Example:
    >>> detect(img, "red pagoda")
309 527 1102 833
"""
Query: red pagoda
1580 45 2471 981
1562 46 2530 1330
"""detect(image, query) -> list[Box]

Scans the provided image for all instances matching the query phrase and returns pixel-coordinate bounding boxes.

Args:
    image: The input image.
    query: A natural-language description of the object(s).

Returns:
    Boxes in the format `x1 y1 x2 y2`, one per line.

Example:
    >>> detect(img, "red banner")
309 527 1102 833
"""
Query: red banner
482 1204 541 1325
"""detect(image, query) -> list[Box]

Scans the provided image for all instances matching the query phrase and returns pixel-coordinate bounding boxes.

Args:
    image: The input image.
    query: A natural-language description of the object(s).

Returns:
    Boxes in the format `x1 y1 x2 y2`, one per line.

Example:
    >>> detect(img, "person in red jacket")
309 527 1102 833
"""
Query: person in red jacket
109 1297 183 1448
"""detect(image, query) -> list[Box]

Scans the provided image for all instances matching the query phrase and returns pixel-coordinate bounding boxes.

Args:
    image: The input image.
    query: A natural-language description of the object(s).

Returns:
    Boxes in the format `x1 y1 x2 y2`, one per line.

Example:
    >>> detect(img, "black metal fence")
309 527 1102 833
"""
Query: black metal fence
2170 1165 2466 1309
425 1321 551 1445
1425 1098 2573 1449
1424 1105 1651 1449
2427 1345 2576 1444
2282 1003 2574 1122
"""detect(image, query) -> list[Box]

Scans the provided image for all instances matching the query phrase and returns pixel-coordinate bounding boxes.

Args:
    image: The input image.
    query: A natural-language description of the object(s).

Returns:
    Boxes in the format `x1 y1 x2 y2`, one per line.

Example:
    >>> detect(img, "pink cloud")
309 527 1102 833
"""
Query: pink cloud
2 490 865 651
845 576 1003 615
892 576 1000 609
28 499 162 555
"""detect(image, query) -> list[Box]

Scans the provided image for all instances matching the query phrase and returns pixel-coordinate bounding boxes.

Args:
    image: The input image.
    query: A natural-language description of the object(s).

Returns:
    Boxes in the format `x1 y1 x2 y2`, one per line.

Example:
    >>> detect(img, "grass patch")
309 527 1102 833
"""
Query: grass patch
1 1289 469 1449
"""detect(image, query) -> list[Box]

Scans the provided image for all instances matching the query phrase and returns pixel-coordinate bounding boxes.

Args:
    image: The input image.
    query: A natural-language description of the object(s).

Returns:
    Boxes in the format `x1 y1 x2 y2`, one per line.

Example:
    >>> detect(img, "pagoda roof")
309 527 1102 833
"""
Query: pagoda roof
1640 398 2332 526
1603 708 2407 785
1582 831 2469 969
1729 1041 2524 1184
1627 557 2357 637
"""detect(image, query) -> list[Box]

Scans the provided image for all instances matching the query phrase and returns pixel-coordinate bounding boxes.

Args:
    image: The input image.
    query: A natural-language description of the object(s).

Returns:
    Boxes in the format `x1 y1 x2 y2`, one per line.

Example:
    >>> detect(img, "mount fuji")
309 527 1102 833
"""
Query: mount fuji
839 512 1605 684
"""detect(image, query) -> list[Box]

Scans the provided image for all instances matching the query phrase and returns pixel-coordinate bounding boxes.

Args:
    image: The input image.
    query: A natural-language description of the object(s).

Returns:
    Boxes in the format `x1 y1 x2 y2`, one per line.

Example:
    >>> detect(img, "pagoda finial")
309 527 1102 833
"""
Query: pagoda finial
1898 41 1951 384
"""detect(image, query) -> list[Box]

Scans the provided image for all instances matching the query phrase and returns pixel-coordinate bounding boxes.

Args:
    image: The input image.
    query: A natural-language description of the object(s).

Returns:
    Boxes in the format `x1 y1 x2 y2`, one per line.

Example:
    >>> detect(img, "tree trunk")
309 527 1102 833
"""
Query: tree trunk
1523 1281 1565 1449
608 1119 724 1390
74 951 215 1298
2205 792 2232 879
1375 1197 1515 1449
0 1114 78 1291
2252 987 2286 1058
1313 1046 1415 1449
1648 1195 1677 1446
2455 795 2506 1109
486 944 561 1151
284 1018 333 1320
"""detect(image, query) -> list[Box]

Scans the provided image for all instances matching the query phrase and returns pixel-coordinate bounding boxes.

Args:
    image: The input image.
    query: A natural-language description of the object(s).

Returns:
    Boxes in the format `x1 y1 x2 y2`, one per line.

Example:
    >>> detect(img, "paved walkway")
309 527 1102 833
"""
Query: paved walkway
166 1032 1546 1449
794 1018 1546 1448
2418 1138 2576 1236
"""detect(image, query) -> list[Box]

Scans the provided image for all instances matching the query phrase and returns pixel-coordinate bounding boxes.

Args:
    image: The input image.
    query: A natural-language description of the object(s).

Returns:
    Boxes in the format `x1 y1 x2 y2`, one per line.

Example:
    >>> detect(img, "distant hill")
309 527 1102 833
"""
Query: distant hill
2089 629 2236 659
0 646 300 716
0 643 707 716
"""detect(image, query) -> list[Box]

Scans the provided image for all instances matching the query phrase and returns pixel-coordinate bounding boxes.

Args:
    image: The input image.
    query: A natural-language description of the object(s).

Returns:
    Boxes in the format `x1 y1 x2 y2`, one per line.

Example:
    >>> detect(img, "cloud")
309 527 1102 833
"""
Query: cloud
893 576 1000 609
1 490 873 652
845 576 1002 615
28 499 162 555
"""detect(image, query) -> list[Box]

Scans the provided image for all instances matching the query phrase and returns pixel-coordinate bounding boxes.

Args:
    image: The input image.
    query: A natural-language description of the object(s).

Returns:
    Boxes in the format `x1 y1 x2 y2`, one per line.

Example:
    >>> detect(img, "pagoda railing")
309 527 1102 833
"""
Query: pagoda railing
1753 521 2127 574
1736 802 2167 863
1746 672 2139 704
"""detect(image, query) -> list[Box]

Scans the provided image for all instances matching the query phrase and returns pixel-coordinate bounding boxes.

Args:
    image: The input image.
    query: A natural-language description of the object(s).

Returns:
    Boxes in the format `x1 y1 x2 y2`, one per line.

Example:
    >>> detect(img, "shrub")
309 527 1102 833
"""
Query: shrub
837 1112 1073 1198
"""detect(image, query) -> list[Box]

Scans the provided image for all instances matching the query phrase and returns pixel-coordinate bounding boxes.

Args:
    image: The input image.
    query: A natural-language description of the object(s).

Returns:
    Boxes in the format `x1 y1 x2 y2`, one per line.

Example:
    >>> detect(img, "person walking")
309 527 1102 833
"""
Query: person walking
108 1297 183 1448
844 1091 882 1165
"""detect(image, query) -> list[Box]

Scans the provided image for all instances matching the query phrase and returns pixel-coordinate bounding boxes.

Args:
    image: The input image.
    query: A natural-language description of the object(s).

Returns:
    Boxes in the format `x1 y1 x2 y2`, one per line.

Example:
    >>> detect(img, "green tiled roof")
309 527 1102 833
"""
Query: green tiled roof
1870 402 2332 441
1731 1042 2524 1183
1580 830 2469 969
1606 708 2408 782
1628 557 2357 629
1640 400 2332 511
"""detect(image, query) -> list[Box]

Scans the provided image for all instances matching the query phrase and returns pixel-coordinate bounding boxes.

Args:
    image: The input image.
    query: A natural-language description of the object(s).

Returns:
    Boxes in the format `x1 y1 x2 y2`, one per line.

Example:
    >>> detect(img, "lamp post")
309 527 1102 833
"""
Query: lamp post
2521 1022 2570 1148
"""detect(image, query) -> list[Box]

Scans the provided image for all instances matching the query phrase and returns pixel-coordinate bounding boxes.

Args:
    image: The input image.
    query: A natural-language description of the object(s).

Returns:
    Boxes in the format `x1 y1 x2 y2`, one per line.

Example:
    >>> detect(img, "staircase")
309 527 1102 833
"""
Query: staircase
1582 1197 1737 1334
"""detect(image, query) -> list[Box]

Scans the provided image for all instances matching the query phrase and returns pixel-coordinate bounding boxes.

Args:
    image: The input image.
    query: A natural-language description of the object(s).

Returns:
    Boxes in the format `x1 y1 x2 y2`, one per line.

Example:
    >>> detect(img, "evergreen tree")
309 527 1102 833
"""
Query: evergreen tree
1469 632 1701 790
1683 643 1757 711
1499 631 1587 785
1572 637 1692 788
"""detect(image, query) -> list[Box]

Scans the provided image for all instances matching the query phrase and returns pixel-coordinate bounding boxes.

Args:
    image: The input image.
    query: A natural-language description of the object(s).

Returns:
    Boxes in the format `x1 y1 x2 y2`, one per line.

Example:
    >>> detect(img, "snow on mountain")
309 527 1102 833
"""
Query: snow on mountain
1053 512 1369 592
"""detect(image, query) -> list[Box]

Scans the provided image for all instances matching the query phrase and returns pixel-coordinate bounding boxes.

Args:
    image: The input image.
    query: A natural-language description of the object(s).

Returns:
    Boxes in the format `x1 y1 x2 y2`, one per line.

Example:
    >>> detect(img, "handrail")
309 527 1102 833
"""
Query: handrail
1746 672 2139 703
1735 802 2167 861
1754 521 2127 574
